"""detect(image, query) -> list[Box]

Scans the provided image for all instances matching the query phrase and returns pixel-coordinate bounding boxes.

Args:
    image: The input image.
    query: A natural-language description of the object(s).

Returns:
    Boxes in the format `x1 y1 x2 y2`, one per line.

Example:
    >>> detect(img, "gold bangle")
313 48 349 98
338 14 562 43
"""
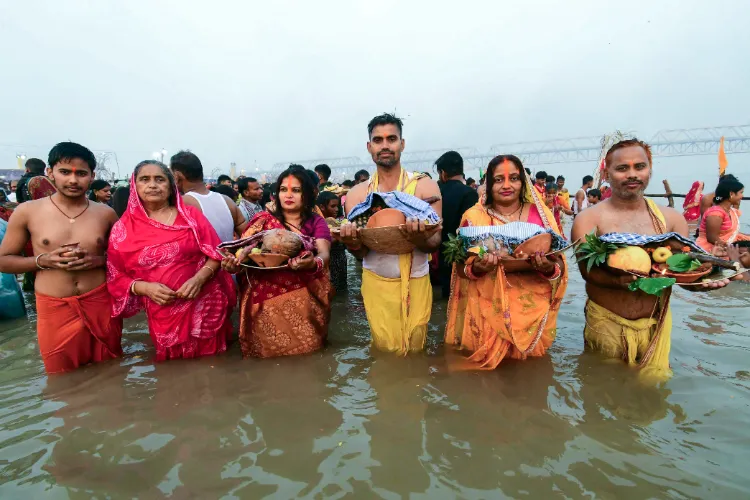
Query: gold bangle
130 280 141 296
201 265 215 278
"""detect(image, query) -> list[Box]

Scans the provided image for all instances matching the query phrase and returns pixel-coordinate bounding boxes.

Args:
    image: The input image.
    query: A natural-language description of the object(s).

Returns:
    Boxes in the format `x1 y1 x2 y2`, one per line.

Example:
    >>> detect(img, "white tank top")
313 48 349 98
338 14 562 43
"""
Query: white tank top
185 191 234 242
572 189 589 214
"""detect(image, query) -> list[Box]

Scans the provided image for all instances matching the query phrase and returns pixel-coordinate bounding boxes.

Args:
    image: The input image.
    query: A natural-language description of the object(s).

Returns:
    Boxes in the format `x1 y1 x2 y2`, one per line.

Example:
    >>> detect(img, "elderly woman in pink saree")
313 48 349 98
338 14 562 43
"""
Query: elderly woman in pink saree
107 161 236 361
682 181 703 223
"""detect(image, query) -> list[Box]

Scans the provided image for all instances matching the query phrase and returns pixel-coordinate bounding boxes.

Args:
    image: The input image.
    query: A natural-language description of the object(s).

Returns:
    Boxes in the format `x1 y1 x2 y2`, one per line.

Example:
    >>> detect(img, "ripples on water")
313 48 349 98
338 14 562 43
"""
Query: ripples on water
1 246 749 498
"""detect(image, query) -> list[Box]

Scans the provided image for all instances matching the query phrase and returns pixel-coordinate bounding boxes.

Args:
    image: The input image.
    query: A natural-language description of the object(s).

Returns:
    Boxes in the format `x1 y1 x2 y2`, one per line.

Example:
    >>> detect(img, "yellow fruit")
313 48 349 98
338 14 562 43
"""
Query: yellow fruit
468 246 482 254
250 247 262 255
235 248 243 258
652 247 673 263
606 246 651 275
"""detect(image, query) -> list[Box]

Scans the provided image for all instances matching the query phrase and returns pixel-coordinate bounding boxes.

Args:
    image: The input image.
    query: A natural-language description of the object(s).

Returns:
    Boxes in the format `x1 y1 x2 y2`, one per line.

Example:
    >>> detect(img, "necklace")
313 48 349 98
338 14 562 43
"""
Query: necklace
488 202 523 223
49 195 90 224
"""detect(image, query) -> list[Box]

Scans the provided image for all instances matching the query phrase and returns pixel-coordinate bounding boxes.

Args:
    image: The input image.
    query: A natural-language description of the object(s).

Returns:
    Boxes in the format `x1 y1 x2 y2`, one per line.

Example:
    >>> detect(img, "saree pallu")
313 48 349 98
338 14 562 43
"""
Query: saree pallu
696 206 748 253
445 181 568 370
237 211 333 358
682 181 703 223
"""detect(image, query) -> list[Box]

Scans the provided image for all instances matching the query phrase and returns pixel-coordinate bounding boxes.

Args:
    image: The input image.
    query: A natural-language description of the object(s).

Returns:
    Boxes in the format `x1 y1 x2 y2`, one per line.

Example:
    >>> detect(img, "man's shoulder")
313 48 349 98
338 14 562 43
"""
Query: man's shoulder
346 182 369 201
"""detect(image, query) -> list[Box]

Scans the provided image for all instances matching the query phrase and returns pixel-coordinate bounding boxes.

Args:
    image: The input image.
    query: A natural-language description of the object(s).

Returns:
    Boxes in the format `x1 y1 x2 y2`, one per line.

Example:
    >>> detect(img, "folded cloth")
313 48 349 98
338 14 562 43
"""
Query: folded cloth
458 221 568 252
36 282 123 374
599 231 706 253
347 191 440 223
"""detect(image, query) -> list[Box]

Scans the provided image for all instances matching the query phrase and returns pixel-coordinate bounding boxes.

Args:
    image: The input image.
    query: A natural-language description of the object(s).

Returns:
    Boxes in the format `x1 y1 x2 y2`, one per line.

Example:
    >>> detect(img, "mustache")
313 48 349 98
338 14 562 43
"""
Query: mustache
378 150 393 155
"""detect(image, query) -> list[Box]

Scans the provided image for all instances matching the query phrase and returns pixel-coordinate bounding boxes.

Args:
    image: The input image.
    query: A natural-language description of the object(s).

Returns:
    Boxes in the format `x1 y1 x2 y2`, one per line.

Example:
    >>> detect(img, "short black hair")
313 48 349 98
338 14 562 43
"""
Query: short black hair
587 188 602 199
217 174 233 184
212 184 238 200
582 175 594 185
305 169 321 190
367 112 403 139
170 150 204 182
342 179 354 188
25 158 46 174
466 177 476 185
434 151 464 178
535 170 548 180
48 142 96 172
355 169 370 181
557 175 565 182
546 175 555 183
525 168 531 175
237 176 258 194
316 190 339 207
314 164 332 181
545 182 558 193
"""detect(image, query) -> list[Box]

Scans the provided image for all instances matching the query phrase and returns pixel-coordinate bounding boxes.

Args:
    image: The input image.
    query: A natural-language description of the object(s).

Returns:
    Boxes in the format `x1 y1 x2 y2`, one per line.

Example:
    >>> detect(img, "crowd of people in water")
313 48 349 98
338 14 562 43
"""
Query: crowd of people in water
0 113 747 382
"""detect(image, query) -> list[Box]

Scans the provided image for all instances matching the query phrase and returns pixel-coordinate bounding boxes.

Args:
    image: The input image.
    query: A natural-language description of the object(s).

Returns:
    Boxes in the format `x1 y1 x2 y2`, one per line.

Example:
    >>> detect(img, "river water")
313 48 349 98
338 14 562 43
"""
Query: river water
1 216 750 499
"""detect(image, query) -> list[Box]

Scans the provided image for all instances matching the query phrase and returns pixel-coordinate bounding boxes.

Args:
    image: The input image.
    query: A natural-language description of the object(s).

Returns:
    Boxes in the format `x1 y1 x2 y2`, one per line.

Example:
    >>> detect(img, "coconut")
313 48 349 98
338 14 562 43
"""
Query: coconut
607 246 651 275
260 229 304 256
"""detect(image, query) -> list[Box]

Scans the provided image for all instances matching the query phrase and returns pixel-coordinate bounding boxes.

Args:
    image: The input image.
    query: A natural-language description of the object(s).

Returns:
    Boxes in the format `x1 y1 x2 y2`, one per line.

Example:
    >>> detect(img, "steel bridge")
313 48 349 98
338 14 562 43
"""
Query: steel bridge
263 124 750 179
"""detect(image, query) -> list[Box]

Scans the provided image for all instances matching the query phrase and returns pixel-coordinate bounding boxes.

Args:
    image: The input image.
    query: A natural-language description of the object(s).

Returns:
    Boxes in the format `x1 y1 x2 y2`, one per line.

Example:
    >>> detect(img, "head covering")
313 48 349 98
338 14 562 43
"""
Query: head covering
683 181 704 209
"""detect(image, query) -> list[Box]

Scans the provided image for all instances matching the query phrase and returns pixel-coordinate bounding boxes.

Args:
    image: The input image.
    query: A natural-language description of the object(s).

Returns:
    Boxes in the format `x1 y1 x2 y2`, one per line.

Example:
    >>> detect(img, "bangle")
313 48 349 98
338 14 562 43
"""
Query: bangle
130 280 141 296
309 256 324 273
200 265 215 278
464 262 483 280
35 253 50 270
538 263 561 281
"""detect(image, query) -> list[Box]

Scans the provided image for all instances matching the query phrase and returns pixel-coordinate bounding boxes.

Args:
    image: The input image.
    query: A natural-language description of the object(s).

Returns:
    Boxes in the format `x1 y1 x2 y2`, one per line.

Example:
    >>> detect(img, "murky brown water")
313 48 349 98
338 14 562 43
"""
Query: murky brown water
1 226 750 498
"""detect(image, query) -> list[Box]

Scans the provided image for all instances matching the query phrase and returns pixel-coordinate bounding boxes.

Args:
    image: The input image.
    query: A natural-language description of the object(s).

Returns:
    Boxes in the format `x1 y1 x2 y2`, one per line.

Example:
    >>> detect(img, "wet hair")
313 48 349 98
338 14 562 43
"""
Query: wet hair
484 155 527 206
25 158 46 174
217 174 233 185
535 170 548 180
273 166 316 227
212 184 238 201
557 175 565 182
582 175 594 185
237 176 259 194
367 112 403 139
605 138 653 167
314 164 331 181
545 182 558 193
316 190 339 207
169 150 204 182
133 160 178 206
435 151 464 177
48 142 96 172
355 169 370 182
112 186 130 218
466 177 476 186
587 188 602 200
342 179 354 188
89 179 111 201
714 178 744 203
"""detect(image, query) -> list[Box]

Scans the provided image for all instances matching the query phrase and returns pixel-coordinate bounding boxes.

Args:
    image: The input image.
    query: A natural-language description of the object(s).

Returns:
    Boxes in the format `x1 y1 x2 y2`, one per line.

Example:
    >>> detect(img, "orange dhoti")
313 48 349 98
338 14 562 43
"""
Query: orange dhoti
35 283 123 374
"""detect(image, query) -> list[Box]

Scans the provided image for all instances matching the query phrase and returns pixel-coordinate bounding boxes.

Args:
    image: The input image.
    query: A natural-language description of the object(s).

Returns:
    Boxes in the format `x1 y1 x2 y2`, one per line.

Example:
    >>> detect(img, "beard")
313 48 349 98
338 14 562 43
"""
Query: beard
374 151 399 168
612 180 648 200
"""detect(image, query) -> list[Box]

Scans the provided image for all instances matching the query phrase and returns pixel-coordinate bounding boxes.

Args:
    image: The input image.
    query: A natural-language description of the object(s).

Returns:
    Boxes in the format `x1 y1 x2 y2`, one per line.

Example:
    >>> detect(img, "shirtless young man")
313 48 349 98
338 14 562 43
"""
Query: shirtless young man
340 113 442 354
0 142 122 373
571 139 727 379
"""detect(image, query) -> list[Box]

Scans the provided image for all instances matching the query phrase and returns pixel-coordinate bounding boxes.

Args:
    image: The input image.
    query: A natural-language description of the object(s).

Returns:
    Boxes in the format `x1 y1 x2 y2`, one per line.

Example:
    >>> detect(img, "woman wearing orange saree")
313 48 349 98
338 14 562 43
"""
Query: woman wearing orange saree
222 166 334 358
445 155 568 370
696 177 748 253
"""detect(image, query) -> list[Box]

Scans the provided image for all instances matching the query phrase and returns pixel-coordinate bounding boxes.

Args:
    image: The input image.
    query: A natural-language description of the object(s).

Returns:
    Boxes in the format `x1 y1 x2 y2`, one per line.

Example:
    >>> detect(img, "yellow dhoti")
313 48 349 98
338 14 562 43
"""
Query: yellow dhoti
362 266 432 355
584 299 673 381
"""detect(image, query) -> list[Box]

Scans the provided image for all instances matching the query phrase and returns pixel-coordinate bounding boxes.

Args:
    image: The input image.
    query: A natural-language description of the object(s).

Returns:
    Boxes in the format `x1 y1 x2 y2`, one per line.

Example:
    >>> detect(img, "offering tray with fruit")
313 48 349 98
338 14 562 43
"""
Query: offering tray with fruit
218 228 316 270
443 222 572 271
577 231 745 295
334 191 441 255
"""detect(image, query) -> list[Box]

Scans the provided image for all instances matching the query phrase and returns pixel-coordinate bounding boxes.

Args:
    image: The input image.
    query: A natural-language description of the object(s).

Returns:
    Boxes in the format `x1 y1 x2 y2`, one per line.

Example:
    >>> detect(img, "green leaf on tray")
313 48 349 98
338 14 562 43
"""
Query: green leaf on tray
442 234 468 264
666 253 702 272
575 230 622 272
628 277 677 296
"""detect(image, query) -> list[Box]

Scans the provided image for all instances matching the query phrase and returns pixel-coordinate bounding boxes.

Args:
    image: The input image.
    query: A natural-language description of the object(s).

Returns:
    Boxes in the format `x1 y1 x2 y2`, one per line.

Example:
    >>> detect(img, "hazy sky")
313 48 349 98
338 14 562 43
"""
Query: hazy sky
1 0 748 180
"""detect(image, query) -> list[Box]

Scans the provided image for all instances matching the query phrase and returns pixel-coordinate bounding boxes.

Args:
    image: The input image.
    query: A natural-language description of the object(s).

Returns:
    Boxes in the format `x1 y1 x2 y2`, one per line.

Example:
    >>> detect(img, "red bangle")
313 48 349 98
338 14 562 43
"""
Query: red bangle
464 262 483 280
538 263 561 280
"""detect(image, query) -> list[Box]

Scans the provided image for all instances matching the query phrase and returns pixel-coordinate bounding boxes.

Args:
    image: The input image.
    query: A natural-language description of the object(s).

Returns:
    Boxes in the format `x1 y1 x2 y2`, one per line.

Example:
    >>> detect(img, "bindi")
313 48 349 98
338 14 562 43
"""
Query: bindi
501 160 512 188
282 178 295 191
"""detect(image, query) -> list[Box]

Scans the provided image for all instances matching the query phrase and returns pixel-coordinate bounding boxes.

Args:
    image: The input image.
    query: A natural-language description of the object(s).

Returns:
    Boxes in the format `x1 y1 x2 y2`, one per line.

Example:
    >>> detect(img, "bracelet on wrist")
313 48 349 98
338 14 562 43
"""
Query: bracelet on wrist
537 263 561 281
464 262 483 280
35 253 50 270
200 265 215 279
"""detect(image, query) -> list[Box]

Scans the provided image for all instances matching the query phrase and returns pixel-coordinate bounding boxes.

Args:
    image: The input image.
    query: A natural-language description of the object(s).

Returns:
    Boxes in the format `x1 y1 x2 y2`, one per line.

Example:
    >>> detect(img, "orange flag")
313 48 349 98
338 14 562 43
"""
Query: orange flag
718 136 728 176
